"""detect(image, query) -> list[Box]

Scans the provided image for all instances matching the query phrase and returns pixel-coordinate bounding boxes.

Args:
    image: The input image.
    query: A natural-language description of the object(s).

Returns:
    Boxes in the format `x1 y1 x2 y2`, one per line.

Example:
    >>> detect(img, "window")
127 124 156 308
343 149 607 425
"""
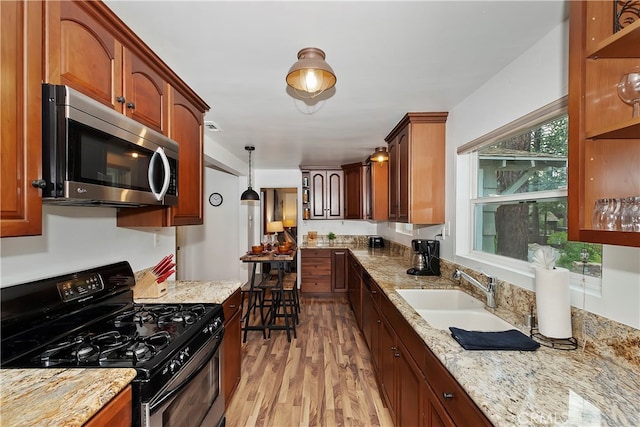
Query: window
460 98 602 281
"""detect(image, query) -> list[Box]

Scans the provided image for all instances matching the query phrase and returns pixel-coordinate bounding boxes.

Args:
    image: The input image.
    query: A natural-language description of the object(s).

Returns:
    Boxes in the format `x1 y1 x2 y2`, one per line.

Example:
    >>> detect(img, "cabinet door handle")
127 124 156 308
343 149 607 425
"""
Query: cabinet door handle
443 392 454 400
116 96 126 104
371 290 377 294
390 346 397 351
394 352 400 358
31 179 47 189
229 304 237 309
126 102 136 109
376 319 381 324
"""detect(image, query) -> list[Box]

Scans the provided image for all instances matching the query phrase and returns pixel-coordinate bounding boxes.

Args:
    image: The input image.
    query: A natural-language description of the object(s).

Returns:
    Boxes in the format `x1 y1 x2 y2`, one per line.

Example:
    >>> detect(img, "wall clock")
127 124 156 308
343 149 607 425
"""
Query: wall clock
208 192 223 207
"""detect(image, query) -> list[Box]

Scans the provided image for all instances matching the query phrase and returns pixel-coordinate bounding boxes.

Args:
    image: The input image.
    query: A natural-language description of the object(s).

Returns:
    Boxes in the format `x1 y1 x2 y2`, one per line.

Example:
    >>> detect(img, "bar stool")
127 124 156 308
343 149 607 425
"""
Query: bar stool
259 270 297 340
240 281 263 319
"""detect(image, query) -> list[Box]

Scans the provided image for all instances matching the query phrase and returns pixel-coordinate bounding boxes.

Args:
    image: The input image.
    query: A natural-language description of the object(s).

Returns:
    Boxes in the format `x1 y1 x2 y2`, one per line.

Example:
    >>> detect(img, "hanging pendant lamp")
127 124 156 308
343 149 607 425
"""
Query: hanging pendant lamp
286 47 336 99
240 146 260 201
370 147 389 162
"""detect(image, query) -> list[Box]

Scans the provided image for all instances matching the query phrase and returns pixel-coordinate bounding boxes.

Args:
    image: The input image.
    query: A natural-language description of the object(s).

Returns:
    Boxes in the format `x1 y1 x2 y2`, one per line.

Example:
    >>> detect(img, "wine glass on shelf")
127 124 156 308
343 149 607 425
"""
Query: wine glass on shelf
617 67 640 118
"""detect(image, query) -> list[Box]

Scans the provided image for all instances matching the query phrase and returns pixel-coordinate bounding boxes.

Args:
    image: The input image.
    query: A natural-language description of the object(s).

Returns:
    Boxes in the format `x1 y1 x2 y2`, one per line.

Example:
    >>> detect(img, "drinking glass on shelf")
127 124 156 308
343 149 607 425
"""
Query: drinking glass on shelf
603 198 621 231
620 196 640 232
592 198 607 229
617 68 640 118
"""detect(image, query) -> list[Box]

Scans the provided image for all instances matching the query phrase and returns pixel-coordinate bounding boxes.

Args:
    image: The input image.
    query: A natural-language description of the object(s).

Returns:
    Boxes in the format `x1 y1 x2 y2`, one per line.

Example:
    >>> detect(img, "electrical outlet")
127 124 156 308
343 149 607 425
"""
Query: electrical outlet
445 221 451 236
154 232 160 248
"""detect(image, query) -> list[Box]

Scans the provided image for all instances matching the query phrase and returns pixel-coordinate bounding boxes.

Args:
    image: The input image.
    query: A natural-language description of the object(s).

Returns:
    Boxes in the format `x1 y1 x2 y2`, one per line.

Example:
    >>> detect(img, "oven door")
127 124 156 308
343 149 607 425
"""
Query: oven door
143 329 225 427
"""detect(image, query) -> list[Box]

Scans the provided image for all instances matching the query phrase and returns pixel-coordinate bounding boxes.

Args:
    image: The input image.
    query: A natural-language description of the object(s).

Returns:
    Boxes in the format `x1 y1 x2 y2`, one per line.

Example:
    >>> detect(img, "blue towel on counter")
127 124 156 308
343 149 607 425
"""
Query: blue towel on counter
449 327 540 351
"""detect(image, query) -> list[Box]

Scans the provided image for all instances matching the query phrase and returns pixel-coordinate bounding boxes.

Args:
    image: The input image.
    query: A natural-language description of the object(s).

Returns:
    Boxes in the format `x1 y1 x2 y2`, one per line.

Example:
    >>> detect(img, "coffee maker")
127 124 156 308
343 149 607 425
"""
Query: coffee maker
407 239 440 276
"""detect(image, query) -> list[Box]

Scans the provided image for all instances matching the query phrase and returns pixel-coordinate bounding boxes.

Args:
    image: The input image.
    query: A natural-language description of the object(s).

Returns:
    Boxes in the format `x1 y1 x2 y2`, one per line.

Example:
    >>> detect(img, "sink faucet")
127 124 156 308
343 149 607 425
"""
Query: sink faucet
453 269 497 309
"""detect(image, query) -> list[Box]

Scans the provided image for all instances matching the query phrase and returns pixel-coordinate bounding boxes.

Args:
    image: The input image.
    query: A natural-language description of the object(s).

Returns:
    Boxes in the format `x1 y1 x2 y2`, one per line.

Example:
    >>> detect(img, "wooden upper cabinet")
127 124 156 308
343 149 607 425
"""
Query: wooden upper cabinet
366 160 389 221
342 162 365 219
46 1 167 135
308 169 344 220
386 113 448 225
123 50 167 134
168 88 204 226
1 1 43 237
568 1 640 247
46 1 120 109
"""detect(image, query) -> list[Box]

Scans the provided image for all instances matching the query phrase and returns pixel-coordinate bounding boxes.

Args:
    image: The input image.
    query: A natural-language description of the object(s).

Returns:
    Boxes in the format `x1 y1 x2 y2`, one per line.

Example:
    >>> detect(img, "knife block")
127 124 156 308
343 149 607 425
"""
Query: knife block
133 270 168 299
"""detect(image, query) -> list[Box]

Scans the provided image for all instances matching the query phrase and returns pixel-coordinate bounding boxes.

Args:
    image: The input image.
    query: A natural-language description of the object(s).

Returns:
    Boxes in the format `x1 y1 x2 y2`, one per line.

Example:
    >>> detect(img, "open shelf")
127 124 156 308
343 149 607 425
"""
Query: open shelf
586 117 640 139
588 19 640 58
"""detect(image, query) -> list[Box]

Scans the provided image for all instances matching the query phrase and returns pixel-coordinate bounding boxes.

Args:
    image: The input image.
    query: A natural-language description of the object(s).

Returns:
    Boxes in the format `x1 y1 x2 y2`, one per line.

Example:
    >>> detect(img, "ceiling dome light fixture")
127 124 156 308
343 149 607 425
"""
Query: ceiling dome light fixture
286 47 336 99
370 146 389 162
240 145 260 201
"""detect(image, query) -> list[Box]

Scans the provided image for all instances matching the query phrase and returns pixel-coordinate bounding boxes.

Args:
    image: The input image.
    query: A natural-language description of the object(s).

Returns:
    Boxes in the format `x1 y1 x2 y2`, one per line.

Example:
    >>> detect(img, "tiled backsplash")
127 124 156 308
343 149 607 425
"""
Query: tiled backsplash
303 234 640 370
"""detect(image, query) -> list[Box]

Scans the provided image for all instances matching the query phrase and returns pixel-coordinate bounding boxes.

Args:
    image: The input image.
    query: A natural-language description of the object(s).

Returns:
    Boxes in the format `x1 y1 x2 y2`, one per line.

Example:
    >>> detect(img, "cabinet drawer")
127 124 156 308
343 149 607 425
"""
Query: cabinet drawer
301 248 332 258
301 279 332 293
223 288 241 322
424 348 491 427
301 259 331 275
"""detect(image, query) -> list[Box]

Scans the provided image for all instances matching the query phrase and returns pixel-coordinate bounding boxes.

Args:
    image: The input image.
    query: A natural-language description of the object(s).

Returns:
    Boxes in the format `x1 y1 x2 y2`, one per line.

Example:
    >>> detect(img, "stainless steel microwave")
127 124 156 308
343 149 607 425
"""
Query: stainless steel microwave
41 84 178 207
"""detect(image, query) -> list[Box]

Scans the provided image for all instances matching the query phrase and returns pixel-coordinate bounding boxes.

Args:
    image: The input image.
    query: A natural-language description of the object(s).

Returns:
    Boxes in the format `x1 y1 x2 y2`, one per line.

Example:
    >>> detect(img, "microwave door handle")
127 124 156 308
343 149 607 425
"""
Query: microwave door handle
148 147 171 201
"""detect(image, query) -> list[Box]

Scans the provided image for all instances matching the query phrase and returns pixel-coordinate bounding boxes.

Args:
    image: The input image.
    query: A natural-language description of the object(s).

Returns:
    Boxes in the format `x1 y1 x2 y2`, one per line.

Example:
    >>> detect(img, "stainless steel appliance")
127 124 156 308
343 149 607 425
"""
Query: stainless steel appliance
0 262 225 427
407 239 440 276
41 84 179 207
368 236 385 248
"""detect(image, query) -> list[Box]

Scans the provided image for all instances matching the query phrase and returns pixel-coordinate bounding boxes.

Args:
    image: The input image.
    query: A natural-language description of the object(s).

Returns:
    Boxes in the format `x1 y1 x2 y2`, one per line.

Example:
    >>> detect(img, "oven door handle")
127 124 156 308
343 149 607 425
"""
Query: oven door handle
150 329 224 412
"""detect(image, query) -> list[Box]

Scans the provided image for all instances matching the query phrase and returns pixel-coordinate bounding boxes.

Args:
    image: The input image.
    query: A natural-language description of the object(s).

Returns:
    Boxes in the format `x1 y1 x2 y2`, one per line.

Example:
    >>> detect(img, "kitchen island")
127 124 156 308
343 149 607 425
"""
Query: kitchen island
0 368 136 427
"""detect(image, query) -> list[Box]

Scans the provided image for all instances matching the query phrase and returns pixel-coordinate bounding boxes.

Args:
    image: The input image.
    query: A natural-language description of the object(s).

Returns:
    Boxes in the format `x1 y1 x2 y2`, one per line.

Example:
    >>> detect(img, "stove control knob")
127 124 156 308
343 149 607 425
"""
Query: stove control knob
179 350 188 363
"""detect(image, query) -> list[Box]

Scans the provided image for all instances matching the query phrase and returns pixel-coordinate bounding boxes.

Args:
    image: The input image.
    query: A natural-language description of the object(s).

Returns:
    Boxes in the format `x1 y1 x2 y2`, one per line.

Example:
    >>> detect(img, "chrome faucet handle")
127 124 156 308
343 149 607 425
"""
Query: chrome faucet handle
487 276 497 289
453 269 462 280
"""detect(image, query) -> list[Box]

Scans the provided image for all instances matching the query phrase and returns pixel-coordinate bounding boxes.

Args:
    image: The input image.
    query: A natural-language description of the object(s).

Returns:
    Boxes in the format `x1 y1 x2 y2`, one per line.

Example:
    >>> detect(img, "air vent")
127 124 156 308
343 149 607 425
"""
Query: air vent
204 121 222 132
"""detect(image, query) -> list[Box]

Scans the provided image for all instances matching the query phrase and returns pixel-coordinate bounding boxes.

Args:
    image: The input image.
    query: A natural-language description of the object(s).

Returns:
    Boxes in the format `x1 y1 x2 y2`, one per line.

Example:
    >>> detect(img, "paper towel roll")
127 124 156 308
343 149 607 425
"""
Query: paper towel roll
534 267 572 339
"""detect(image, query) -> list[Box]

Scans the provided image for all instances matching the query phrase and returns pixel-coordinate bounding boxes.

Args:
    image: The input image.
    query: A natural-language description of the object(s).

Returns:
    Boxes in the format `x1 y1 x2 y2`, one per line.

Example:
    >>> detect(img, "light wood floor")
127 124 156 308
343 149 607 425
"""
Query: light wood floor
226 296 393 427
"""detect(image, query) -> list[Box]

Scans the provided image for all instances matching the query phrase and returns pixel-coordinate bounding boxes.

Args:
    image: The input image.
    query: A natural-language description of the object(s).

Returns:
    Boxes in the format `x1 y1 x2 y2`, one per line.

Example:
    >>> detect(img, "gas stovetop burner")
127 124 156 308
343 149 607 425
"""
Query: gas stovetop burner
39 330 173 366
113 303 208 328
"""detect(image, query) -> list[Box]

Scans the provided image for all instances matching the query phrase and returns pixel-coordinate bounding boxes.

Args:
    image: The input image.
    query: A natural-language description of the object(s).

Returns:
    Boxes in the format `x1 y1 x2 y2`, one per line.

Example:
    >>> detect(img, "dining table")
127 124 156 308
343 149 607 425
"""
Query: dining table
239 247 297 342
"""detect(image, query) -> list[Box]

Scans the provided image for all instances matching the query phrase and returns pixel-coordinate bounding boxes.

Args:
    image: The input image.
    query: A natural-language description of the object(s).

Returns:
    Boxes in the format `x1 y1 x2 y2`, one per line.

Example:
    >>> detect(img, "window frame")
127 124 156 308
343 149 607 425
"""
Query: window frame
455 96 602 296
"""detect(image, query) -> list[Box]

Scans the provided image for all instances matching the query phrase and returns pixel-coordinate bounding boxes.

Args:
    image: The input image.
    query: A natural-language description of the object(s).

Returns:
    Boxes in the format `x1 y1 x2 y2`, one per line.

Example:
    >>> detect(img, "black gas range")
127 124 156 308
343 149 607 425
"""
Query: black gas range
1 261 225 427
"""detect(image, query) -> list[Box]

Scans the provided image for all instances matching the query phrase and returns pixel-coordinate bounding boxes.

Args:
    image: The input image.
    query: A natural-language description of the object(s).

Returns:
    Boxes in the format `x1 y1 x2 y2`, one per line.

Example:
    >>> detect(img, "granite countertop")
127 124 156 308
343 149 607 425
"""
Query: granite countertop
0 368 136 427
346 247 640 427
134 279 241 304
0 280 240 426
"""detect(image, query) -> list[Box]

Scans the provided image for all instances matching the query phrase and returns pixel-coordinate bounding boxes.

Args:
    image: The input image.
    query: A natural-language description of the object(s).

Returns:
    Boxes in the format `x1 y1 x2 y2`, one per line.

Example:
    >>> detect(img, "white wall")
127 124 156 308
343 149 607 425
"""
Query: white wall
0 205 175 287
178 167 242 281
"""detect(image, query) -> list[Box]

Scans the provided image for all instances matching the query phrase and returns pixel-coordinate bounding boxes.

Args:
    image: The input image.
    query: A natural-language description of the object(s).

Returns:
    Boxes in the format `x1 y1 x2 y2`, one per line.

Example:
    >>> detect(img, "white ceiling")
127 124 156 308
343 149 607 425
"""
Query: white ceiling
104 0 568 170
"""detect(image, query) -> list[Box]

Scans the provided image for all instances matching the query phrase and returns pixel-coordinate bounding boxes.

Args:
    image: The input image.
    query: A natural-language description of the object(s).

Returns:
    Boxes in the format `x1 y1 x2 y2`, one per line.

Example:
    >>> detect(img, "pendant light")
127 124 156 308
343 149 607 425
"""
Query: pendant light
240 145 260 201
370 146 389 162
286 47 336 99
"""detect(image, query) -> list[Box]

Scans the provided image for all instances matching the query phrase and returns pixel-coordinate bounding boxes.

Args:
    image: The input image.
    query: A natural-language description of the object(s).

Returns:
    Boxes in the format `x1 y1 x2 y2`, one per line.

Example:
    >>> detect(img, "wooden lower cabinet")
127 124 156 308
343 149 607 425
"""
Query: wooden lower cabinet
84 385 132 427
347 253 363 327
360 264 491 427
424 344 492 427
222 289 242 407
423 381 455 427
301 248 347 294
332 250 348 292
